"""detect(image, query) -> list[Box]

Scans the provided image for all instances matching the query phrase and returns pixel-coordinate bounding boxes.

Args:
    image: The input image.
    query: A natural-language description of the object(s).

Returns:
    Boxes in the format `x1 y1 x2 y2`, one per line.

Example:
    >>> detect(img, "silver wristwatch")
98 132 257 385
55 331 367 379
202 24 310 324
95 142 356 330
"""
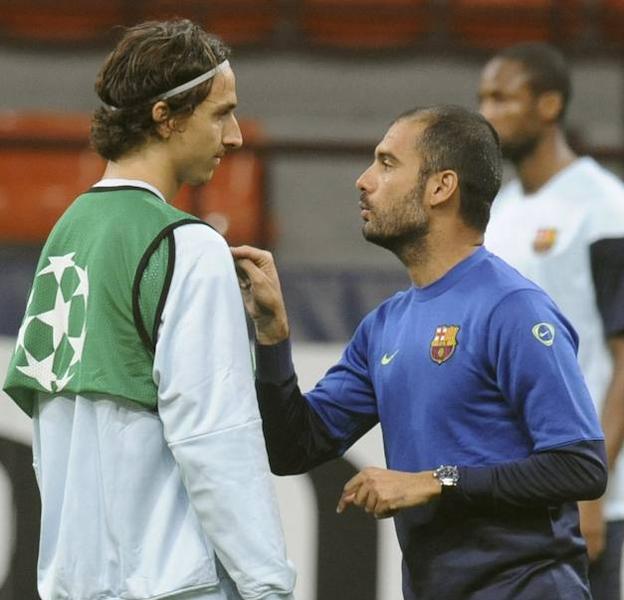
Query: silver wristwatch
433 465 459 487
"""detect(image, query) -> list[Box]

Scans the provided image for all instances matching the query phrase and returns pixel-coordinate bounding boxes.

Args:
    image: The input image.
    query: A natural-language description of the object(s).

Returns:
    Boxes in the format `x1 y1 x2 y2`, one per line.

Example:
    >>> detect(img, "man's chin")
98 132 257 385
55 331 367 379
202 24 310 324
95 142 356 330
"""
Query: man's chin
501 137 539 164
362 227 393 249
188 170 215 187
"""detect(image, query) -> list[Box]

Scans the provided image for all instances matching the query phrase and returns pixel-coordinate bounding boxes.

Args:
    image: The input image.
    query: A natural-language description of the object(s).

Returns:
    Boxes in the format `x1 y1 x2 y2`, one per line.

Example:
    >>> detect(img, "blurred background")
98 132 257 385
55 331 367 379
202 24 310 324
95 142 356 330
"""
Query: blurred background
1 1 624 598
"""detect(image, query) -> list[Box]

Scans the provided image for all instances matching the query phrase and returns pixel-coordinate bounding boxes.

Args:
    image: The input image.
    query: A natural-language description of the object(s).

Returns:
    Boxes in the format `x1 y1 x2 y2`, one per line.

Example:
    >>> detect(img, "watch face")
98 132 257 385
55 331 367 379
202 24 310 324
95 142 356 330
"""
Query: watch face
435 465 459 487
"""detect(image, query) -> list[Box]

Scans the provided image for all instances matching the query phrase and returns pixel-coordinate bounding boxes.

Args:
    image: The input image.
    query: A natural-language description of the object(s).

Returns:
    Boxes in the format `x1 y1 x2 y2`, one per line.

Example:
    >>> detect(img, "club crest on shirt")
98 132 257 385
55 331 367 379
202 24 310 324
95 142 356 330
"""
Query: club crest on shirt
532 228 558 253
430 325 460 365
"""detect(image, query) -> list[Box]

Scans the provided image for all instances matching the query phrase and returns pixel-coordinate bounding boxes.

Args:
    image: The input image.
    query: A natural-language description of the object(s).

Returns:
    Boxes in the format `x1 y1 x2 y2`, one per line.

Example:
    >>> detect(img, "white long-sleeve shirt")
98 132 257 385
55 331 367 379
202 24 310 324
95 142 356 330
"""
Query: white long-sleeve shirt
31 180 296 600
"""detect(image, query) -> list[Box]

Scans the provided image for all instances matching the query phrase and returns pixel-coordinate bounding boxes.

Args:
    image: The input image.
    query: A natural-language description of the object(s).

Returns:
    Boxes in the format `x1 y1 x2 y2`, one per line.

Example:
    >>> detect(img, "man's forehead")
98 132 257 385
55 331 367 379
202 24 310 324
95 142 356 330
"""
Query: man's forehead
481 58 532 92
376 118 424 158
206 65 237 104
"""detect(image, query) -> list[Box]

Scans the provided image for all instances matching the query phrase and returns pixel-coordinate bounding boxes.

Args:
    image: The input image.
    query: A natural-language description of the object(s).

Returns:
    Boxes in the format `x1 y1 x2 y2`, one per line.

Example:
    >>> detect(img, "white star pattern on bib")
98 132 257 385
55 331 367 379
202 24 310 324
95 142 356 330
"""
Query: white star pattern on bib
16 253 89 392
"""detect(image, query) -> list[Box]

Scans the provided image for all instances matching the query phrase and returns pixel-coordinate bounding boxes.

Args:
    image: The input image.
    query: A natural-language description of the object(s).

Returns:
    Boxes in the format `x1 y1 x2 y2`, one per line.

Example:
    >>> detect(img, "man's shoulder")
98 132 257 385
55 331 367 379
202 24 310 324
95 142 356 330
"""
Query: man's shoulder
554 158 624 204
565 159 624 237
470 251 547 308
171 220 225 253
360 287 413 330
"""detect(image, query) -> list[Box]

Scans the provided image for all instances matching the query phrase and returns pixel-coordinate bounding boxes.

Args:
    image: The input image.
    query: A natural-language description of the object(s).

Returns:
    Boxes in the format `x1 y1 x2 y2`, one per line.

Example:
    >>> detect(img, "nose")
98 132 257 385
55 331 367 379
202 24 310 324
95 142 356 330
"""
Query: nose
224 114 243 150
356 164 374 192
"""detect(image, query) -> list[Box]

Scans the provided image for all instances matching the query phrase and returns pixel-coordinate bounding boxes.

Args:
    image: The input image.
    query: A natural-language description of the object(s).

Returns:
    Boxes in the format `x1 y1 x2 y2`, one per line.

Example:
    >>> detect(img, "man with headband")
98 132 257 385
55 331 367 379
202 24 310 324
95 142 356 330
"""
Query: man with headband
3 20 296 600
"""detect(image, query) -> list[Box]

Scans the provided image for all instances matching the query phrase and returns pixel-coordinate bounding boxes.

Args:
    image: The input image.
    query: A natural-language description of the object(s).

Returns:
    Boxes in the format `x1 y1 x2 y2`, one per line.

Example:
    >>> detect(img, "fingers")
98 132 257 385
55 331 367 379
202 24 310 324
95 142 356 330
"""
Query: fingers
585 533 605 562
337 484 391 519
231 245 273 267
336 470 364 513
336 492 355 514
231 247 279 293
234 258 261 290
579 500 606 563
234 262 252 290
337 469 386 516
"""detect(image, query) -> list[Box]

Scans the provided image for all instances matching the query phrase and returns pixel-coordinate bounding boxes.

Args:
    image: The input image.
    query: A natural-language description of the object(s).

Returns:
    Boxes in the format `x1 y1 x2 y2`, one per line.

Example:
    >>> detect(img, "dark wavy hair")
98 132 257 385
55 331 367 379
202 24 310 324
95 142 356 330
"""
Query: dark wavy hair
395 105 503 233
91 20 230 161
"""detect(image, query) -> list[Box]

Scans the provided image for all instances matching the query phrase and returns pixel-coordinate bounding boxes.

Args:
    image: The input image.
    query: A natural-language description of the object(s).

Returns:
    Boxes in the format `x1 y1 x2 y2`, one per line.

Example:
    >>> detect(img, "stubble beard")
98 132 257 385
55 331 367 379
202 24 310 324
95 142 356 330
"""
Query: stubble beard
500 132 540 165
362 183 430 263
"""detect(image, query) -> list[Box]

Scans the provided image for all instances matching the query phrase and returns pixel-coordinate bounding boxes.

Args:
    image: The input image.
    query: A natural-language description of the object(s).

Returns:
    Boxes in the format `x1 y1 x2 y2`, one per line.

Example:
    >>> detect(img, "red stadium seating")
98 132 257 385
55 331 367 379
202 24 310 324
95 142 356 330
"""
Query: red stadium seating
0 112 103 242
144 0 280 46
600 0 624 46
0 113 270 246
448 0 584 50
301 0 431 49
0 0 278 47
0 1 128 44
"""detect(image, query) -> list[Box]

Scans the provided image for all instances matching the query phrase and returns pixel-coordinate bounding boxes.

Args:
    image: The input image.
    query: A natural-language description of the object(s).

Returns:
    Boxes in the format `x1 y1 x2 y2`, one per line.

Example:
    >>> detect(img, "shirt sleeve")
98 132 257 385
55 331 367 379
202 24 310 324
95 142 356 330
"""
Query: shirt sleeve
590 237 624 337
255 339 347 474
487 288 604 452
152 223 295 600
303 317 379 451
457 439 607 506
255 318 379 473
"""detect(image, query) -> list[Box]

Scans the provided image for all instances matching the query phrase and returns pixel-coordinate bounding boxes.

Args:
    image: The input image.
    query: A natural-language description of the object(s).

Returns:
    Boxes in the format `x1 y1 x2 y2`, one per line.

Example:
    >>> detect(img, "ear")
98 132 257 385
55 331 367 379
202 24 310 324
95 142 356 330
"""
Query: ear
428 170 459 208
152 101 174 139
537 91 563 123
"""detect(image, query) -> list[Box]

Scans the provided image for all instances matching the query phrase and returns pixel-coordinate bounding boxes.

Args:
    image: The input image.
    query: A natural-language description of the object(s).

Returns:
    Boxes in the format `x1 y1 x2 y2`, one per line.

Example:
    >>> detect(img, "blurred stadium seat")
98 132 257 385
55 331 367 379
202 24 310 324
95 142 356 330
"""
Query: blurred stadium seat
448 0 585 50
301 0 432 49
0 1 128 44
600 0 624 46
0 112 270 246
145 0 280 46
0 112 103 243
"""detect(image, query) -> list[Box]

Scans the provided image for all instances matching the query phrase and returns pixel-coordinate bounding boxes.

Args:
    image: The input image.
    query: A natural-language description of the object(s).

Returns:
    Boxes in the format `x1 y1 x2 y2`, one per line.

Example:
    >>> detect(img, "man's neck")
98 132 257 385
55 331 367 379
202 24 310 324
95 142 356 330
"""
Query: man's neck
402 226 483 288
101 146 180 203
515 128 577 195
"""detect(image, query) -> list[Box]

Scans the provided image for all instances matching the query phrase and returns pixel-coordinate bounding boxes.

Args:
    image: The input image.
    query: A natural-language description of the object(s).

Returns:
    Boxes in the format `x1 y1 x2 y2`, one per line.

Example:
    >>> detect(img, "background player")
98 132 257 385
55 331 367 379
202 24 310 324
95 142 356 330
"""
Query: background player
233 105 607 599
3 20 295 600
480 42 624 600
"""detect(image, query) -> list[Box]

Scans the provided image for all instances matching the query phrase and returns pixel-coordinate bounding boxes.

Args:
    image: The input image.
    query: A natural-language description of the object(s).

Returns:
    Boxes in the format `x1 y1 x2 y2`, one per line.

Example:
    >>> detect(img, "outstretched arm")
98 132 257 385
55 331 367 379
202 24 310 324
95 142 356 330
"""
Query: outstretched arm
232 245 379 474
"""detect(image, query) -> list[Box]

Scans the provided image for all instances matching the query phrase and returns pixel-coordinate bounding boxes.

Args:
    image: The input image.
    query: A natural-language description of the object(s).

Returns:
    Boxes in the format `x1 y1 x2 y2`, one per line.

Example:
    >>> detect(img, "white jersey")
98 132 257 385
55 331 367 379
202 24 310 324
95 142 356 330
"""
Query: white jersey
485 157 624 520
31 180 296 600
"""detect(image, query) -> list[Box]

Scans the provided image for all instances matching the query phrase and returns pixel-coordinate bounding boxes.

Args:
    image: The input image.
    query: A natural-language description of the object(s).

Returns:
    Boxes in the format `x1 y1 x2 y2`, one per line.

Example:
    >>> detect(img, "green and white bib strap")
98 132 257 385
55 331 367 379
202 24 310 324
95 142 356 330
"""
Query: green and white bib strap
92 178 167 204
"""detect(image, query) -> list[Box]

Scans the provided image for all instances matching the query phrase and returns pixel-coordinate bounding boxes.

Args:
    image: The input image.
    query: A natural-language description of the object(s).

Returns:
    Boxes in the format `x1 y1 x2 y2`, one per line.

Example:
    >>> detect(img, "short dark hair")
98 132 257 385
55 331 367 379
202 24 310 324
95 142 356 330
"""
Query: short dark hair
395 105 503 233
91 20 230 161
497 42 571 120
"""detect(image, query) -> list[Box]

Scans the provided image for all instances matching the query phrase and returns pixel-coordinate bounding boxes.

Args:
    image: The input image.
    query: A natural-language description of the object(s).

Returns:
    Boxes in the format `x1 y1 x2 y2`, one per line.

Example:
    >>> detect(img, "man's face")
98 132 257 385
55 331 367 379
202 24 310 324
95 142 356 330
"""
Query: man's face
170 65 243 186
478 58 542 163
356 118 430 252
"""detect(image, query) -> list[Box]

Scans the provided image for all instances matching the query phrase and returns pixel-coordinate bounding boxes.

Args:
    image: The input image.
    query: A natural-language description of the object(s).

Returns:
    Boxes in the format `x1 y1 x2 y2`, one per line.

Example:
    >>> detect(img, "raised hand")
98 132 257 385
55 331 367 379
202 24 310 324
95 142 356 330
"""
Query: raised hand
231 245 290 345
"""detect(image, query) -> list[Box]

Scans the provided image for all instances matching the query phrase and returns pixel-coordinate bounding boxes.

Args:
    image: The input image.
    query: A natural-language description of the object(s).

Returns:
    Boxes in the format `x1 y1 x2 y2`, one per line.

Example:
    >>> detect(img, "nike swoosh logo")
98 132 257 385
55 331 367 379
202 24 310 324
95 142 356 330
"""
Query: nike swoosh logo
381 350 399 365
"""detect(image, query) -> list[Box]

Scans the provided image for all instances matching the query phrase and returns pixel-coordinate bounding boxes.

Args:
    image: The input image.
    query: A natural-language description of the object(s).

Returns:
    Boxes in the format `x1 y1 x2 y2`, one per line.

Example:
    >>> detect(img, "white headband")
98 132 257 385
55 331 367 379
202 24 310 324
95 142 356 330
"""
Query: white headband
153 59 230 101
107 59 230 110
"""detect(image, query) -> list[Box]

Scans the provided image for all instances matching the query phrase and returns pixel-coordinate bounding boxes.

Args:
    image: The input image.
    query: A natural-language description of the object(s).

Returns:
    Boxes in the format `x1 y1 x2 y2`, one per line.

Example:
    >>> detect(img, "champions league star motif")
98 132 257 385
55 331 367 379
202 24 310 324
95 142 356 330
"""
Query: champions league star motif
15 252 89 393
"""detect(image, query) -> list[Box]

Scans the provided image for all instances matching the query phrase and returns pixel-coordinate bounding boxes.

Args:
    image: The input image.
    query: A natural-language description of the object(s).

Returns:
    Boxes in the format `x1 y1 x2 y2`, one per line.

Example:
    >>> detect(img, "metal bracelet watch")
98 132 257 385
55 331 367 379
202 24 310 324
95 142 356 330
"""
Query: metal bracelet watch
433 464 459 487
